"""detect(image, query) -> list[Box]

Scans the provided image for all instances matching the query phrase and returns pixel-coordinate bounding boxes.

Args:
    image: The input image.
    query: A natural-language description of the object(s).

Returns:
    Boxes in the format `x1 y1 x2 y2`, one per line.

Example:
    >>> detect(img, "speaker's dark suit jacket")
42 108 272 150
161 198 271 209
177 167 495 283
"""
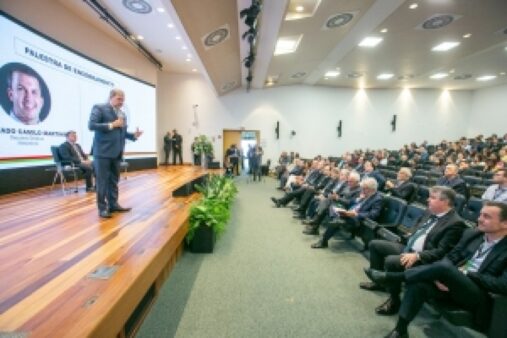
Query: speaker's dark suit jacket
89 103 136 159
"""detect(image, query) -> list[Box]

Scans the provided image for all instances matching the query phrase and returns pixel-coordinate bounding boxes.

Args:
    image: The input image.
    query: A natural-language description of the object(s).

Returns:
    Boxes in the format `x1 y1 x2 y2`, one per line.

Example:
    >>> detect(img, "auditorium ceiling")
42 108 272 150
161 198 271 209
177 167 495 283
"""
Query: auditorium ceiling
61 0 507 94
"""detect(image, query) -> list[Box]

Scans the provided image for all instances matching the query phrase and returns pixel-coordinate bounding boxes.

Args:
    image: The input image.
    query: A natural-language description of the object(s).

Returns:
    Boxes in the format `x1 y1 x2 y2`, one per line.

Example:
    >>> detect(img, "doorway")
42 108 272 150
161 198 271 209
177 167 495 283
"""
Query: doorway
223 129 260 175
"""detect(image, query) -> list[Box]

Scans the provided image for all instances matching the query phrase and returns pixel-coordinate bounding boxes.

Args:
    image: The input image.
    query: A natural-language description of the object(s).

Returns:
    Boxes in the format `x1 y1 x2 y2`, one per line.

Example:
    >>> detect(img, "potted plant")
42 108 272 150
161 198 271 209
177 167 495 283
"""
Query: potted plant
186 174 237 253
193 135 214 169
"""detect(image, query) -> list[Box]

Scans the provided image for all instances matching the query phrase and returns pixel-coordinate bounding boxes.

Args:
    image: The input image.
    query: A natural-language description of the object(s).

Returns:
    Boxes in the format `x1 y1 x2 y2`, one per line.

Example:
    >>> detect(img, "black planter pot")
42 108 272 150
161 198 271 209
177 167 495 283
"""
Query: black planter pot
189 224 216 253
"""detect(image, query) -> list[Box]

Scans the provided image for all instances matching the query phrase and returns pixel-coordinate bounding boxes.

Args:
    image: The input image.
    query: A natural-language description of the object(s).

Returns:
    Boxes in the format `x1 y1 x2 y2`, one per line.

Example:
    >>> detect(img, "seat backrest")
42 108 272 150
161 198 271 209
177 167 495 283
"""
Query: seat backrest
463 175 482 186
413 175 428 186
415 185 430 205
50 145 64 167
378 195 407 225
454 193 467 214
400 204 426 229
461 197 484 223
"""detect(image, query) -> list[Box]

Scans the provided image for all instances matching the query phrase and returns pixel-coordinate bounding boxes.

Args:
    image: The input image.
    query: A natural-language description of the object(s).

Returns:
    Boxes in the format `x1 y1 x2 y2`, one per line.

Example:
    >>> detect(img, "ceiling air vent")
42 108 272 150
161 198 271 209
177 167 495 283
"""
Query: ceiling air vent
453 74 472 80
323 12 356 30
221 81 237 93
203 24 230 50
417 14 461 30
290 72 307 79
122 0 152 14
347 72 363 79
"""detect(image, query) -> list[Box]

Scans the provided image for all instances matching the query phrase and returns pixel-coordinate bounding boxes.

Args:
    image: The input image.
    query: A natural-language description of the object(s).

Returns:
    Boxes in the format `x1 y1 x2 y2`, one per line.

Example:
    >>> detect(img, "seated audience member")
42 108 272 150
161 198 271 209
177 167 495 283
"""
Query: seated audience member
372 201 507 338
361 186 466 316
278 158 304 190
293 166 335 218
271 161 324 207
482 169 507 203
384 167 416 202
59 130 94 192
362 160 386 191
311 177 383 248
276 151 290 179
436 164 469 198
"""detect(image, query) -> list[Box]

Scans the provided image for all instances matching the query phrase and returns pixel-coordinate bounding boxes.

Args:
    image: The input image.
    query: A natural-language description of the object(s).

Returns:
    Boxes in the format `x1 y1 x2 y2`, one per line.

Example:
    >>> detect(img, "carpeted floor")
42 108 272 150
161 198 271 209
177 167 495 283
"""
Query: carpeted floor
137 176 483 338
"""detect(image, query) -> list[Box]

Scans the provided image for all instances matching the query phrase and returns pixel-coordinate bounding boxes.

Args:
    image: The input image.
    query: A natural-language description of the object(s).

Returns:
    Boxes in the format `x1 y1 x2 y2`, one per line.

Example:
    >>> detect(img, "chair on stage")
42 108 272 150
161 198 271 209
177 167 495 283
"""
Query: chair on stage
49 145 78 194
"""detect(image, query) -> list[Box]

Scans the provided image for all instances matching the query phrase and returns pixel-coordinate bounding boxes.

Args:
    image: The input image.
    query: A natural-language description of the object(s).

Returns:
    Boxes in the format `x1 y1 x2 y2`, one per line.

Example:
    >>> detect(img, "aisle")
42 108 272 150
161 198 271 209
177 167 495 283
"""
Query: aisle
137 177 478 338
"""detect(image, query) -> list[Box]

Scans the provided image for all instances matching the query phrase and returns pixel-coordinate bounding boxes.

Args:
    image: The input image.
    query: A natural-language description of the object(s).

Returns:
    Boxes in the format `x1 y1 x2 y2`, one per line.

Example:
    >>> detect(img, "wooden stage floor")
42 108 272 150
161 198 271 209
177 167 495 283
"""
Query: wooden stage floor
0 166 211 338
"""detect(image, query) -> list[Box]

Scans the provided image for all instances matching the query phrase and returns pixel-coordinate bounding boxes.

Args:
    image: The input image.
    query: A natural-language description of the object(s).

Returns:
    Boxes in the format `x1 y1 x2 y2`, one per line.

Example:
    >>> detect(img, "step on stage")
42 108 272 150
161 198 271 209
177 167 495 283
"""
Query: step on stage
0 166 214 338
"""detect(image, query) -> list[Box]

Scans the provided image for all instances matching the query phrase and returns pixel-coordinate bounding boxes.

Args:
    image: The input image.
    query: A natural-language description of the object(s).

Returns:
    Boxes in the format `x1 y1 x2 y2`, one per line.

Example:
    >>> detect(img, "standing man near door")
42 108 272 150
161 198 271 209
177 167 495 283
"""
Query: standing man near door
163 130 172 165
89 88 143 219
172 129 183 165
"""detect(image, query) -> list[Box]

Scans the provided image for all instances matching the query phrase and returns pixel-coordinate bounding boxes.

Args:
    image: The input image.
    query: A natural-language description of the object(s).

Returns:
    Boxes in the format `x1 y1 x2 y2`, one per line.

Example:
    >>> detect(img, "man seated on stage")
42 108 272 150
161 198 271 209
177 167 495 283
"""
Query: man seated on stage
360 186 466 316
384 167 416 202
311 177 383 248
59 130 94 192
436 164 468 198
482 169 507 203
369 201 507 338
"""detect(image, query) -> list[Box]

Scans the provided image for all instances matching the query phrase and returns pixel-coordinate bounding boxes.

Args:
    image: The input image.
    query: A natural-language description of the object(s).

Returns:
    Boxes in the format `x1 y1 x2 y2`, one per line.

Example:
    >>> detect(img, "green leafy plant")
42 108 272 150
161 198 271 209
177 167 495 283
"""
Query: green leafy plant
186 174 238 243
193 135 214 156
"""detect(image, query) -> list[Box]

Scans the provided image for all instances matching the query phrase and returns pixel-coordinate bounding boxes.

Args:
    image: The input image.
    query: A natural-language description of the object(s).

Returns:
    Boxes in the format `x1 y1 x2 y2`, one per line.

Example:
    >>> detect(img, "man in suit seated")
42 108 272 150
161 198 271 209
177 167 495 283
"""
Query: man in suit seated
384 167 416 202
292 166 333 218
311 177 383 248
482 169 507 203
362 160 386 191
360 186 466 315
369 201 507 338
437 164 468 198
302 170 359 234
59 130 94 192
278 158 305 190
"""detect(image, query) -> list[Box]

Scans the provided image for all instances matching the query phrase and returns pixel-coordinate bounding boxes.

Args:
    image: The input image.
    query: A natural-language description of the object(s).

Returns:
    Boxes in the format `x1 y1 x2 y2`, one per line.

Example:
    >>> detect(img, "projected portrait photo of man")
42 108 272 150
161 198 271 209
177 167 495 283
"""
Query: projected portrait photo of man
0 62 51 125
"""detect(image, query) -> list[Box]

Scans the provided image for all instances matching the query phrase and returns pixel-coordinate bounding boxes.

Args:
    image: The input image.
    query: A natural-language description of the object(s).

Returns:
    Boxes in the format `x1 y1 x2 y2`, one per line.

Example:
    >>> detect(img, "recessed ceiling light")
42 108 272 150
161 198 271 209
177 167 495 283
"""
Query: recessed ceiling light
476 75 497 81
185 58 191 62
192 68 197 72
358 36 383 47
463 33 472 38
175 36 181 40
380 28 388 33
409 3 418 9
500 72 506 76
182 46 187 50
432 41 460 52
274 35 302 55
295 5 304 12
167 23 174 28
136 35 144 40
430 73 448 79
449 69 455 73
157 7 165 13
324 71 340 77
377 73 394 80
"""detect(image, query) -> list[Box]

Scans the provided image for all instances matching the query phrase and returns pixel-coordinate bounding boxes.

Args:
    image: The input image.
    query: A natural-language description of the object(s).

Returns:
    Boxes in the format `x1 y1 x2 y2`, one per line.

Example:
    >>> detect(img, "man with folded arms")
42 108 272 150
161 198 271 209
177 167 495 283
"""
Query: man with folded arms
361 187 466 316
369 201 507 338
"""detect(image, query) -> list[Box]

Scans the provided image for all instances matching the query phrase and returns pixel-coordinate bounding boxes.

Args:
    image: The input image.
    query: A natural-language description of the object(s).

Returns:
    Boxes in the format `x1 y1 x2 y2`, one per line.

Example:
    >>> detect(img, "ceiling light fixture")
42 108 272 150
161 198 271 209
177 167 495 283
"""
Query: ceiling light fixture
175 36 181 40
500 72 506 76
295 5 304 12
136 35 144 40
430 73 448 79
167 23 174 28
358 36 383 48
380 28 388 33
432 41 460 52
185 58 191 62
476 75 497 81
377 73 394 80
324 71 340 77
409 3 418 9
192 68 197 72
274 35 302 55
157 7 165 13
463 33 471 38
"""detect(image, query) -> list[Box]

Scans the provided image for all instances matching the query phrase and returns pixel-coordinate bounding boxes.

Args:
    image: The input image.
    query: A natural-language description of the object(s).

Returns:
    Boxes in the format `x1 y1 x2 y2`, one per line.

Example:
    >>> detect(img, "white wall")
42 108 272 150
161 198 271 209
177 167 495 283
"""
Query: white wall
157 72 474 164
468 83 507 137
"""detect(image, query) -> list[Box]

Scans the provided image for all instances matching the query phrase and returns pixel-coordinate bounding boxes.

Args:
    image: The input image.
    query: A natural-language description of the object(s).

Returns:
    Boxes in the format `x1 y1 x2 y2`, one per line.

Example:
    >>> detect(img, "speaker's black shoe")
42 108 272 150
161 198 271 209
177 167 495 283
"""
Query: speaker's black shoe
99 210 112 218
375 297 400 316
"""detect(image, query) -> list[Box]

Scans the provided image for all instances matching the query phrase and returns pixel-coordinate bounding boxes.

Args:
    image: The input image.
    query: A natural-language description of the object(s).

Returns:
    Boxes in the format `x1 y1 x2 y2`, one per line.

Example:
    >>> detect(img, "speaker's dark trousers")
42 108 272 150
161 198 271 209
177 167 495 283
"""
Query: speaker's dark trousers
94 157 120 212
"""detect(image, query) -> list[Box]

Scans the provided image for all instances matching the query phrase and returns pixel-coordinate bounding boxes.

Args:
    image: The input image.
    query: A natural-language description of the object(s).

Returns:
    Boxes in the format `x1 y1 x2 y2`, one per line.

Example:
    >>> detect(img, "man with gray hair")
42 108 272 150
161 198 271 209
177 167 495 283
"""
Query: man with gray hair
437 164 468 198
311 177 383 249
362 186 466 316
384 167 416 202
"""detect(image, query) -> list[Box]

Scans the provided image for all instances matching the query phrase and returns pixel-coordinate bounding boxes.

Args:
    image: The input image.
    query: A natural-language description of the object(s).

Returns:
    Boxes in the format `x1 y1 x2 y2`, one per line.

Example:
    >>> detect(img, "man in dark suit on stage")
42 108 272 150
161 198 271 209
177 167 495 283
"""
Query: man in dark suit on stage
369 201 507 338
172 129 183 165
360 186 466 316
89 89 143 218
59 130 94 192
